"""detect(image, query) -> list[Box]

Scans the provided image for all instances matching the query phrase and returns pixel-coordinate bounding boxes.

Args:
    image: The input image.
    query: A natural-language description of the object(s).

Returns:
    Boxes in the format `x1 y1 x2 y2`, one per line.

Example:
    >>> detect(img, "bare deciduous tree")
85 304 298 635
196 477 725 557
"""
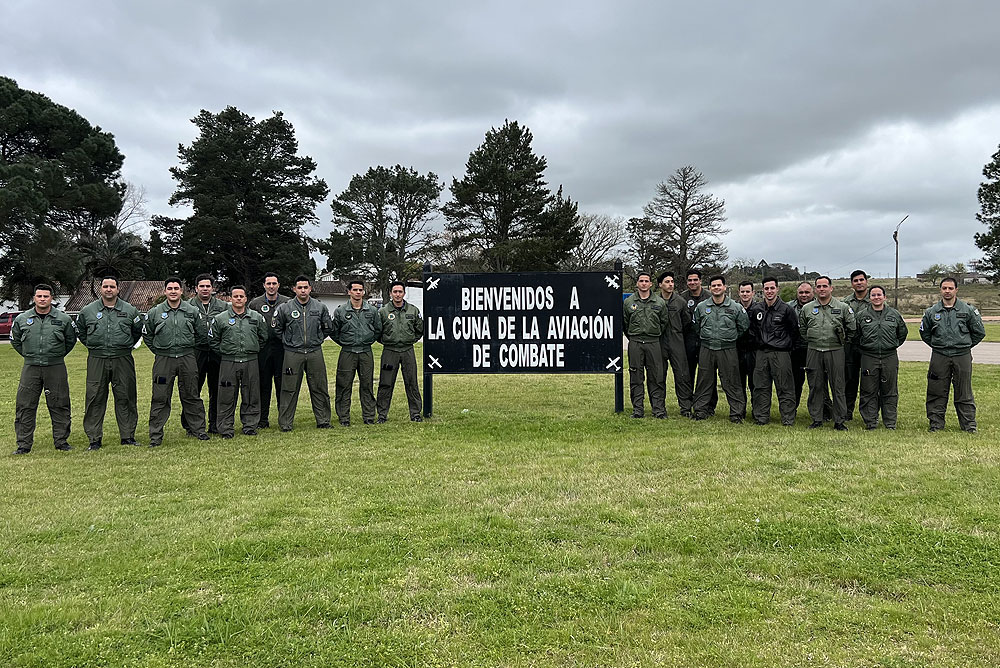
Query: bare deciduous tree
641 165 729 276
563 212 626 271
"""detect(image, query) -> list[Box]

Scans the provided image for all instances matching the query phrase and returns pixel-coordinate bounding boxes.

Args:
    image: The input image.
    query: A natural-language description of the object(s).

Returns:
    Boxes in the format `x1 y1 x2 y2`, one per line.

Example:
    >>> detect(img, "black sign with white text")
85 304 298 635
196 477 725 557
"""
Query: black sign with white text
422 271 623 374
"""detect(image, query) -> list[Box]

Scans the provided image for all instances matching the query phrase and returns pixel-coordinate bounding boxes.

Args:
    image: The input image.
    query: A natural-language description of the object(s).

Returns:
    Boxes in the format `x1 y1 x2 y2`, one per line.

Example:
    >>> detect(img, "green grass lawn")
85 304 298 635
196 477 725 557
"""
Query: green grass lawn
2 344 999 667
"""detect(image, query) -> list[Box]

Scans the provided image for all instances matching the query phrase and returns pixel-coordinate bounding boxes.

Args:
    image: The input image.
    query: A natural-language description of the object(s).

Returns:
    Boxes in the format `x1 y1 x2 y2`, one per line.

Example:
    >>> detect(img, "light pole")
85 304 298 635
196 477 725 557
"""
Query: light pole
893 215 908 309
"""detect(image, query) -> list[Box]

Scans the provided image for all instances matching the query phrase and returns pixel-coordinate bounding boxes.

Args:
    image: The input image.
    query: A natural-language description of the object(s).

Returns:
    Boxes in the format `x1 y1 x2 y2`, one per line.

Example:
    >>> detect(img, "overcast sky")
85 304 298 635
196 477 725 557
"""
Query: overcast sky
5 0 1000 278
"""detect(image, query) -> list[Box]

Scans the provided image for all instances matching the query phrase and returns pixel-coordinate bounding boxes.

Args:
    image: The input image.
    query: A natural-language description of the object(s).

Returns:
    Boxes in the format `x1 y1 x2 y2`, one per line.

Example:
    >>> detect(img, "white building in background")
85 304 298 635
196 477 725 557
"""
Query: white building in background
313 272 425 313
311 272 350 311
404 280 424 313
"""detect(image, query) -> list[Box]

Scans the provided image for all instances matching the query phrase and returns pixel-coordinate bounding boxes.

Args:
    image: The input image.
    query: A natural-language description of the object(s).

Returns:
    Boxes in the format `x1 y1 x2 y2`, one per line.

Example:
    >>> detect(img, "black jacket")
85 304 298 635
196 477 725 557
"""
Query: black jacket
748 299 800 352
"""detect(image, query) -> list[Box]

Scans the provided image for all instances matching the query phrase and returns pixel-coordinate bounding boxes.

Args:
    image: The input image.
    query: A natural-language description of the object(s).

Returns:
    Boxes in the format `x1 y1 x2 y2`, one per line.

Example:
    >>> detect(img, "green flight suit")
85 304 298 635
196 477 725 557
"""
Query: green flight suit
659 291 693 415
143 300 208 446
210 307 268 436
920 298 985 431
376 299 423 421
271 297 333 430
76 298 143 444
331 300 383 424
623 292 668 418
856 305 908 429
11 307 77 453
843 293 870 418
691 296 749 421
799 297 857 426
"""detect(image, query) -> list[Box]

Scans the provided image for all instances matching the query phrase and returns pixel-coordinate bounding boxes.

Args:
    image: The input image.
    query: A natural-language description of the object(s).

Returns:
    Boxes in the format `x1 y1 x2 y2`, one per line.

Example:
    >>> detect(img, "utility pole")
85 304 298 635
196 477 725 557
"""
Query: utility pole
893 215 908 309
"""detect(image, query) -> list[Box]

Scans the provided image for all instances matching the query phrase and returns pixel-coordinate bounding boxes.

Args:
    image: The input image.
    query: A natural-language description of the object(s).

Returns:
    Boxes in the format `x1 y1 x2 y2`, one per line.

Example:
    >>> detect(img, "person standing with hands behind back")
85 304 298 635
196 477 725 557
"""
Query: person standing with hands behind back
623 272 668 419
271 275 334 432
376 281 424 423
10 284 77 455
920 277 985 433
331 280 382 426
856 285 907 430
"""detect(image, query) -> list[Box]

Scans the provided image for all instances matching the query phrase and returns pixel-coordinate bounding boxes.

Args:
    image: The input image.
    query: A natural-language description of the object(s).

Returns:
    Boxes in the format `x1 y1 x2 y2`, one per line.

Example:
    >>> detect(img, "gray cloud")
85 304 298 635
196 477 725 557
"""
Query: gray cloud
3 0 999 276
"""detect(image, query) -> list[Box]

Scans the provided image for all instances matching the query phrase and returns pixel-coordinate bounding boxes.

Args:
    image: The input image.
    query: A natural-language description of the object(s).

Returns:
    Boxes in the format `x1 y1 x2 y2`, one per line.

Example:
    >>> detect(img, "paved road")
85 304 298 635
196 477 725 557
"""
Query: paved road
897 340 1000 364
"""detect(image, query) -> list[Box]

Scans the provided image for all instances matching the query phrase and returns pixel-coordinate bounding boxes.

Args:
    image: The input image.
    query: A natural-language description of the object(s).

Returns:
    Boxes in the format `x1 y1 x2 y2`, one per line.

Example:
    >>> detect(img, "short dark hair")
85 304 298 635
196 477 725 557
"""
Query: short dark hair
686 268 702 280
33 283 53 295
738 280 753 289
294 275 311 286
263 272 279 281
656 271 675 284
798 281 812 290
164 276 183 289
389 280 406 291
815 276 832 286
940 276 958 288
636 271 652 282
762 276 779 288
195 273 214 286
869 285 886 296
347 279 365 291
850 269 868 281
230 284 247 295
708 274 726 286
101 275 118 286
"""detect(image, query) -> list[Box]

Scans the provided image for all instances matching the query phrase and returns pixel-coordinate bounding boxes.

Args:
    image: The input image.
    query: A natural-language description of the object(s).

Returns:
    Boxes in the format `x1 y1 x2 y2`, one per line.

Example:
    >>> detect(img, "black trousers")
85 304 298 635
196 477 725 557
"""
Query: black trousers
257 341 284 425
182 348 220 432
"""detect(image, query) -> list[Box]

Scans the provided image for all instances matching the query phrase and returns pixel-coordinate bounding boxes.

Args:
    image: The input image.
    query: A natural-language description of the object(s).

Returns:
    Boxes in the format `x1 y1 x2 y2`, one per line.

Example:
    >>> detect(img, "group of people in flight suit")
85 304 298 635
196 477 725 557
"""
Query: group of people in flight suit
9 266 987 453
623 268 986 432
10 273 424 454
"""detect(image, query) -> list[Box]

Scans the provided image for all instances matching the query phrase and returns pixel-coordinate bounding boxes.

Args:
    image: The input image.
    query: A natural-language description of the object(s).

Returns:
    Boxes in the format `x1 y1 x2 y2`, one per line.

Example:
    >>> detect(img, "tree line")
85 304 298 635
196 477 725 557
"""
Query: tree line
1 76 742 307
12 76 998 308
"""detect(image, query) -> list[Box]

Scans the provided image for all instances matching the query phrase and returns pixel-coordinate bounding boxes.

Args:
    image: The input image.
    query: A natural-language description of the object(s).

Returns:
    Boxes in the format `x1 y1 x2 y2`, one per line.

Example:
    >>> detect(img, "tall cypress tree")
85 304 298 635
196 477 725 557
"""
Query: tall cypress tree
443 120 579 272
162 107 329 288
974 144 1000 282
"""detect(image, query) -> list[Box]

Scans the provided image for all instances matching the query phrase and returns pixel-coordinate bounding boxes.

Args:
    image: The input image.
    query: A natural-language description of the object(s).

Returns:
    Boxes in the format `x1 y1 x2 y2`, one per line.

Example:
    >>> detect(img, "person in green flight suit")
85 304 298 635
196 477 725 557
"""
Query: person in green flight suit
143 277 209 447
209 285 268 438
920 276 985 433
270 275 334 431
856 285 908 430
331 280 383 426
623 272 668 419
843 269 871 420
798 275 857 431
691 275 749 423
76 276 144 449
376 281 424 423
656 271 693 417
10 284 78 455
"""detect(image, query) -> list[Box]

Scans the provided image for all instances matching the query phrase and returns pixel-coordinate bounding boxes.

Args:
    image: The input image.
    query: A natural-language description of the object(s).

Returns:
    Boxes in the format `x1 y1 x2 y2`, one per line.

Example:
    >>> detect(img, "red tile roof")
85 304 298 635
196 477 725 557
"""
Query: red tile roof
66 280 185 312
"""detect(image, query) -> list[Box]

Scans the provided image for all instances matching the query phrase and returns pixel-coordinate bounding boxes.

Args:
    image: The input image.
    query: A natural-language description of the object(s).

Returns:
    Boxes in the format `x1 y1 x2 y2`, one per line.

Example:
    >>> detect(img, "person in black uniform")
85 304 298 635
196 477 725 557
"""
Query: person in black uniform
248 272 289 428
